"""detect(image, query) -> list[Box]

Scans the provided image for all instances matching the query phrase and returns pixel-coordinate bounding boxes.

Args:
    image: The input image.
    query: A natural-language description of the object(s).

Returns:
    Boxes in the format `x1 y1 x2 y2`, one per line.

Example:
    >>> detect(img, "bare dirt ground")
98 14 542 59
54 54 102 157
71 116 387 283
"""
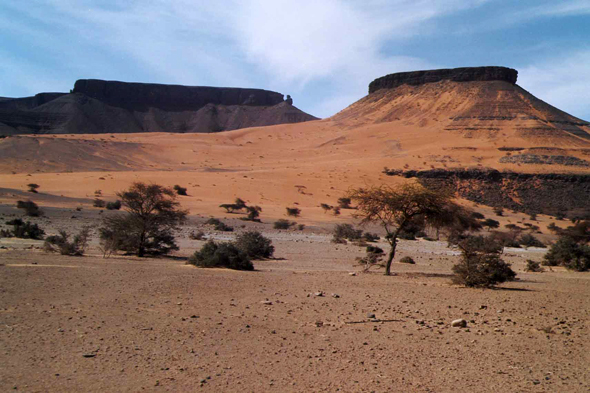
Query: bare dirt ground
1 211 589 392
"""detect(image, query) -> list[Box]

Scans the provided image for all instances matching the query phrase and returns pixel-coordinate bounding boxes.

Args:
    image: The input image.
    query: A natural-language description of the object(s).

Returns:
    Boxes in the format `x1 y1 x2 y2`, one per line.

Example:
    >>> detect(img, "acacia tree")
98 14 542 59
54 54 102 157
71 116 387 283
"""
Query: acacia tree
349 183 457 275
99 182 188 257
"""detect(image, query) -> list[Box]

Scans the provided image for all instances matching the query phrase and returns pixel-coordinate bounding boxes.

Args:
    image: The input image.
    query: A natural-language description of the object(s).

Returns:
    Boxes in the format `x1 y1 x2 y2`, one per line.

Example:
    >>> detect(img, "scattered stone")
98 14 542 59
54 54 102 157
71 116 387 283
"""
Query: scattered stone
451 319 467 328
332 294 340 298
261 300 273 305
314 292 325 297
349 272 357 276
367 313 376 319
82 353 96 358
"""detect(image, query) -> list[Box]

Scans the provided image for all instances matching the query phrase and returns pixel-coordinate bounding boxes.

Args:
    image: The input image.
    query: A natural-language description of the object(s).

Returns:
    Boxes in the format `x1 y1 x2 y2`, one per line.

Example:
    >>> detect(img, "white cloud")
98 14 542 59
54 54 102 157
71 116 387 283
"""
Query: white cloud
518 50 590 121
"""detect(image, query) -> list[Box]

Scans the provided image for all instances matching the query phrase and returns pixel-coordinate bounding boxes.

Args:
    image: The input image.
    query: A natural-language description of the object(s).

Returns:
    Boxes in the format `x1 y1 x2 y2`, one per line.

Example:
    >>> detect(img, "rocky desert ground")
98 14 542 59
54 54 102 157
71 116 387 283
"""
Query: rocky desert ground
1 205 589 392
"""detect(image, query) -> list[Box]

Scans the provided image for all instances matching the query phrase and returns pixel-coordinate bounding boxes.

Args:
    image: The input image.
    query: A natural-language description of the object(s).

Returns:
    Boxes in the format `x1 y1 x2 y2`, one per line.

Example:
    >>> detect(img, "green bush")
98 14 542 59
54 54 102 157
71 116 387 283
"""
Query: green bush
234 231 274 259
399 256 415 264
274 219 295 230
106 200 122 210
44 227 90 256
188 240 253 270
4 219 45 239
543 236 590 272
16 200 43 217
452 236 516 287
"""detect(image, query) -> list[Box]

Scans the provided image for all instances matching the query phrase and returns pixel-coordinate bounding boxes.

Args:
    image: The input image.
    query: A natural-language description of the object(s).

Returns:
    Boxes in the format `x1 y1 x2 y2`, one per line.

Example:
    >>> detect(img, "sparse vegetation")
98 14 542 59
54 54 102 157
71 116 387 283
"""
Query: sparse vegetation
27 183 40 193
93 198 106 208
234 231 274 259
286 207 301 217
525 259 544 272
189 231 206 240
481 218 500 231
320 203 333 213
206 218 234 232
2 219 45 239
17 200 43 217
451 235 516 287
399 256 415 264
219 198 247 213
106 200 122 210
493 207 504 216
332 223 362 243
518 233 545 248
188 240 253 270
543 236 590 272
244 205 262 221
274 219 296 230
173 185 188 196
349 183 461 275
44 227 91 256
99 182 188 257
337 197 353 209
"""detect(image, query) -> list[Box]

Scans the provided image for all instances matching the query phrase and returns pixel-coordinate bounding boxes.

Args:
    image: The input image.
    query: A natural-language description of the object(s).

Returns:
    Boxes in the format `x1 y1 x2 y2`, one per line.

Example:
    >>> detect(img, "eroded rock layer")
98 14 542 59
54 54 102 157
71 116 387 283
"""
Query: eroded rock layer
368 66 518 94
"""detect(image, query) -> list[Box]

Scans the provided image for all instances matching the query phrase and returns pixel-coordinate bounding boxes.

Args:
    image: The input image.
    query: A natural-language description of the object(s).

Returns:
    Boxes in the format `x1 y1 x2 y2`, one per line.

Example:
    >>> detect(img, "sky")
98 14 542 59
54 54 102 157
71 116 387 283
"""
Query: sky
1 0 589 120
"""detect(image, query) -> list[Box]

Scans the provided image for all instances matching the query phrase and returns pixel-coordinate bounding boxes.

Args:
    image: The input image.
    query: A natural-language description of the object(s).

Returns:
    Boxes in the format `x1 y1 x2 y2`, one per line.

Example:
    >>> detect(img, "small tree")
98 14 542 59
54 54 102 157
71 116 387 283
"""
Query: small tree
17 200 43 217
349 183 456 275
286 207 301 217
99 183 188 257
27 183 40 193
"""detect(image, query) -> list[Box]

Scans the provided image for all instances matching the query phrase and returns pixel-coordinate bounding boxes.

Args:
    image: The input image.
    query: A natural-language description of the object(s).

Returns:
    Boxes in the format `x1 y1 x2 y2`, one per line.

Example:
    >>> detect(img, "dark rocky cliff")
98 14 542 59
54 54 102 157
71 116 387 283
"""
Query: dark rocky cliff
369 66 518 94
0 81 317 135
384 168 590 216
73 80 285 112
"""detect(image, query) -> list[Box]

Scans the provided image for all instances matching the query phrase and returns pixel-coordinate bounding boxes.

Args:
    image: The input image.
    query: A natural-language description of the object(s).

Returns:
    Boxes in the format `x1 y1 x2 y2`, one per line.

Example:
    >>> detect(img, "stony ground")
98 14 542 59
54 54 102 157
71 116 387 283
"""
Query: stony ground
1 212 589 392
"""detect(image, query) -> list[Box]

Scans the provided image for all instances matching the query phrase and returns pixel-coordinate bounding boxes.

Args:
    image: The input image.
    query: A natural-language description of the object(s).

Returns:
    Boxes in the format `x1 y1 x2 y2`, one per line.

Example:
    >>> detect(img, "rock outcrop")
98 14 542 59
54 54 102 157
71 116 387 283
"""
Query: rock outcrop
368 66 518 94
72 79 285 112
0 80 317 135
384 168 590 216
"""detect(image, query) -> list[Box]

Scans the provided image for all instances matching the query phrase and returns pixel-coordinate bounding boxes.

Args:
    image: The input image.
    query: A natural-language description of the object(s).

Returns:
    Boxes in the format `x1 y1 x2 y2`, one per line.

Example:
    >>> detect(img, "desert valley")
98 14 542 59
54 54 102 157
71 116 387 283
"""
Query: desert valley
1 66 590 392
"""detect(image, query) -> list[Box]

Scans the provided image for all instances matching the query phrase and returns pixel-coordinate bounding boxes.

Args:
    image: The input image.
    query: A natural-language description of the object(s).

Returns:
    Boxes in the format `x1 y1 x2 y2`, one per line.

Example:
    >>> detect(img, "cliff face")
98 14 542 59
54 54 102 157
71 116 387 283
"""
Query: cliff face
368 66 518 94
384 168 590 216
73 80 285 112
0 81 317 135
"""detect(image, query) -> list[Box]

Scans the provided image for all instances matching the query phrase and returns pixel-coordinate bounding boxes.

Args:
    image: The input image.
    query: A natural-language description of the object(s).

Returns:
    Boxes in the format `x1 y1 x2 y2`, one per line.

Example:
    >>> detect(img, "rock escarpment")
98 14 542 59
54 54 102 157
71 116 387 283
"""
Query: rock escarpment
368 66 518 94
384 168 590 216
0 80 317 135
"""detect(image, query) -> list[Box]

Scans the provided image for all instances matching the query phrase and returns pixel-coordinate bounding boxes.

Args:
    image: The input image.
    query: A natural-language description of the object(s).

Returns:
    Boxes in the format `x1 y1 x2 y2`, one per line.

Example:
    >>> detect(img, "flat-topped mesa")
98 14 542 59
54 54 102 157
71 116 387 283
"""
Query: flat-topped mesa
73 79 286 112
368 66 518 94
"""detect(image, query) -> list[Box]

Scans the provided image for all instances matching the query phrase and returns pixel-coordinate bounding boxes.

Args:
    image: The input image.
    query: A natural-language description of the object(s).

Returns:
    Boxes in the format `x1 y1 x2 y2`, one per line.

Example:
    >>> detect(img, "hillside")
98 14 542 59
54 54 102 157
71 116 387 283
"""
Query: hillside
0 80 317 135
0 66 589 219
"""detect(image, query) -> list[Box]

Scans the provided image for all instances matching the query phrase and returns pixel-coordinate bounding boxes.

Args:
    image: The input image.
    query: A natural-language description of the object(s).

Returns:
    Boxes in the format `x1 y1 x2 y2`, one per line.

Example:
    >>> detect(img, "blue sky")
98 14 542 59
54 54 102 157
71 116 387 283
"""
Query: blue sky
1 0 589 120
